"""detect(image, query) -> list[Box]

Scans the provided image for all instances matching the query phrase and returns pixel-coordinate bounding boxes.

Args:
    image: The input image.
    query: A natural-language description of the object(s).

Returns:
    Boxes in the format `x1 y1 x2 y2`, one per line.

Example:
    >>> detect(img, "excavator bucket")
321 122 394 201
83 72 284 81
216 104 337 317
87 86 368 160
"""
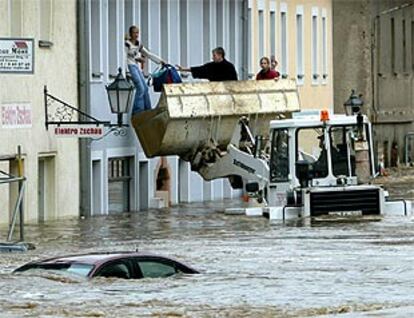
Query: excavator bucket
131 79 300 161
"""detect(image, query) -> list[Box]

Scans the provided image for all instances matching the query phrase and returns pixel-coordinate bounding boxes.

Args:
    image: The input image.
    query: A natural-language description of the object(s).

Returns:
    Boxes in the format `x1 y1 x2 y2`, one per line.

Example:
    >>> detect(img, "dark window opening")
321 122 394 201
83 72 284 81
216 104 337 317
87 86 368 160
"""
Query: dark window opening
96 262 131 279
270 129 289 182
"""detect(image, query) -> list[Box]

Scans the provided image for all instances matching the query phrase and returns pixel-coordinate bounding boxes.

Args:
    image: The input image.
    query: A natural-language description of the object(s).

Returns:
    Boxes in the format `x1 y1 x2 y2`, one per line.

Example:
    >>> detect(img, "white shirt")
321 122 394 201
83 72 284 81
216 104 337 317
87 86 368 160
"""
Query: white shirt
124 40 163 67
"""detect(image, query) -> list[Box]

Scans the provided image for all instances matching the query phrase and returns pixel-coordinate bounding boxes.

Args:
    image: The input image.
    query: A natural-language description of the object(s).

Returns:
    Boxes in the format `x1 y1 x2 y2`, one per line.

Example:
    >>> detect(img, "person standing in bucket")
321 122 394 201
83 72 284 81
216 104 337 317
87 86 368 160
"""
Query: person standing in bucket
176 47 237 81
125 25 166 114
256 56 280 80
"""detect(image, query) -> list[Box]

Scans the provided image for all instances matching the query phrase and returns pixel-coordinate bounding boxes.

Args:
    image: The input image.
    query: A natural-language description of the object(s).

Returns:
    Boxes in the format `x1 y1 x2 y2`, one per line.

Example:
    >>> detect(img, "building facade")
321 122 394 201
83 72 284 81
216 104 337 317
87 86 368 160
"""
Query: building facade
79 0 247 216
333 0 414 166
0 0 79 224
248 0 334 111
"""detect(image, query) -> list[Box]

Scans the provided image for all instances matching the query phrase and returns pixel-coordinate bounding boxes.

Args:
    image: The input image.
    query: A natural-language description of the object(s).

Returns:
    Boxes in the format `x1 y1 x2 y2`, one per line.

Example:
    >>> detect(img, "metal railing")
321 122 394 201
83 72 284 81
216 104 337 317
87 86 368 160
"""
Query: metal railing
0 170 25 242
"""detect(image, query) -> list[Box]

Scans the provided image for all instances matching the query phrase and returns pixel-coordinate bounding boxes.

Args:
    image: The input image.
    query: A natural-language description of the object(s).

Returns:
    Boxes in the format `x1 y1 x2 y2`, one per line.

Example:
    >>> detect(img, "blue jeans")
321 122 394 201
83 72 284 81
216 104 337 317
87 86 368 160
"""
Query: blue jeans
128 64 151 114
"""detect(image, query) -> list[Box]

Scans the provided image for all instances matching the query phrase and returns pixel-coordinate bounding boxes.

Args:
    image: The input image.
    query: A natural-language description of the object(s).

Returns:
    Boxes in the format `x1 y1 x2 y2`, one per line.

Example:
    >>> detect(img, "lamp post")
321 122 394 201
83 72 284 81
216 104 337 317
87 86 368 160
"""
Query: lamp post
105 67 135 127
343 89 364 116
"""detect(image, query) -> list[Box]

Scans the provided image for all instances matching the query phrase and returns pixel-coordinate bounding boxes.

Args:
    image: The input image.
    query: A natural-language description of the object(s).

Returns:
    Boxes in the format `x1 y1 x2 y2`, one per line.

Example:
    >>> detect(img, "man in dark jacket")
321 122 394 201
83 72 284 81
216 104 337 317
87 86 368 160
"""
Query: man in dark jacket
176 47 237 81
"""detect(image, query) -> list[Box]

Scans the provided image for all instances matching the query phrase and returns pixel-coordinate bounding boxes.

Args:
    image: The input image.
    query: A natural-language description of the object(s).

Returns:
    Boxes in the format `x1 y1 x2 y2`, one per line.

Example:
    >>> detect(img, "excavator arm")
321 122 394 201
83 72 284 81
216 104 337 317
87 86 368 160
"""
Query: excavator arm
131 79 300 195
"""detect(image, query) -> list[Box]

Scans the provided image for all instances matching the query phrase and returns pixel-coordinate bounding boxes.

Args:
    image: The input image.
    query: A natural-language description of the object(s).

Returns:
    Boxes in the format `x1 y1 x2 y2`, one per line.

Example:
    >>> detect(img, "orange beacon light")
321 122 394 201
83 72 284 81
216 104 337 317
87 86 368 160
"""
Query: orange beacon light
320 109 330 122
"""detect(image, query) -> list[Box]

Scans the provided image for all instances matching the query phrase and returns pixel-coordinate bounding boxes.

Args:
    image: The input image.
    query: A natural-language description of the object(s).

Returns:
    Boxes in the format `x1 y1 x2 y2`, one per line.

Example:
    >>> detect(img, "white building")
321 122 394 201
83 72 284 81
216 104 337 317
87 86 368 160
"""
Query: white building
79 0 247 215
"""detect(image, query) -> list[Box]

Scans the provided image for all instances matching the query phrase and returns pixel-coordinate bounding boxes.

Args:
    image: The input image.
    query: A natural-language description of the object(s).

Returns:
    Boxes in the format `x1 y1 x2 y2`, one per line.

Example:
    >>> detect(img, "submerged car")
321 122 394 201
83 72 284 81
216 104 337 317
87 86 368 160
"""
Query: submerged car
14 251 199 279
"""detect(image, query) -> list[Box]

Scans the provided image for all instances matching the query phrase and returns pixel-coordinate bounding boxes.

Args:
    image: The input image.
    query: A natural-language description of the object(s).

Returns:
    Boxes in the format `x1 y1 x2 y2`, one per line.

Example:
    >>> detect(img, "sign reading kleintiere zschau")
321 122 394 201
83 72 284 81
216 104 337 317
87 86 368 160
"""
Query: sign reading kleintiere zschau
0 38 34 73
53 125 104 138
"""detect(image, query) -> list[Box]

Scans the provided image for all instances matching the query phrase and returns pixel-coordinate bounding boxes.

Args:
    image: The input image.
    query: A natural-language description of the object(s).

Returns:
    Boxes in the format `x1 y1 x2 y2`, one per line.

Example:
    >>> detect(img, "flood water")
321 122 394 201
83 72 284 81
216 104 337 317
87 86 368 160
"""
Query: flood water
1 182 414 317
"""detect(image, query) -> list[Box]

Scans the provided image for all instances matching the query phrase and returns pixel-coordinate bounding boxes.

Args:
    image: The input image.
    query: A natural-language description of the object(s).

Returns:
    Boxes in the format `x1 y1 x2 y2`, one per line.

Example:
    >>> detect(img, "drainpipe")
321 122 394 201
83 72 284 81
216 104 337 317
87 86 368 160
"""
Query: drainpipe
370 15 379 123
241 0 249 80
77 0 92 218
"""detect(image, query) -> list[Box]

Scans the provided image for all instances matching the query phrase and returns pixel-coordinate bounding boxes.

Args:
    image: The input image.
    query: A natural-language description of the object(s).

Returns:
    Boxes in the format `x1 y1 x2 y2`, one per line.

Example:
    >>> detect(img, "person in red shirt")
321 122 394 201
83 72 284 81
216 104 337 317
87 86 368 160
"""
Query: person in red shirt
256 57 280 80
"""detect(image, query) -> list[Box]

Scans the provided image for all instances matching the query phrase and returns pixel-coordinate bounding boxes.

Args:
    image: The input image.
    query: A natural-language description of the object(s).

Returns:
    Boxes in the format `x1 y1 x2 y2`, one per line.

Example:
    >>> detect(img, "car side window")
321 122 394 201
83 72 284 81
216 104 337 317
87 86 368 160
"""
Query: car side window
138 261 177 278
95 261 131 279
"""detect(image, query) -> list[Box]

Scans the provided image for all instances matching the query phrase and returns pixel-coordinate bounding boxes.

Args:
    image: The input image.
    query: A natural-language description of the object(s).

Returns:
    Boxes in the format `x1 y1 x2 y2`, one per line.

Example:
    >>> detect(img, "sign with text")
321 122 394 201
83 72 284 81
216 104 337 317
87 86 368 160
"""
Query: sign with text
0 38 34 73
53 125 104 138
1 103 32 128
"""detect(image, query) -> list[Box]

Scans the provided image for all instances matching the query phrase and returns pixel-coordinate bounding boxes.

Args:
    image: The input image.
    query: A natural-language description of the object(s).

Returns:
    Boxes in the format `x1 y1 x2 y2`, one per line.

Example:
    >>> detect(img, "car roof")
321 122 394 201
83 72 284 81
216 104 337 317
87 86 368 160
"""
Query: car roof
37 251 174 266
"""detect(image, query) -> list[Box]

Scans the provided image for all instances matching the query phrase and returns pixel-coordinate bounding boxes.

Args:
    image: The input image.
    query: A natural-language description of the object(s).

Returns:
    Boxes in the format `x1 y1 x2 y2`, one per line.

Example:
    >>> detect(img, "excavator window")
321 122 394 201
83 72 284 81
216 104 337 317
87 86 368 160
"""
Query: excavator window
296 128 328 179
329 126 356 177
270 129 289 182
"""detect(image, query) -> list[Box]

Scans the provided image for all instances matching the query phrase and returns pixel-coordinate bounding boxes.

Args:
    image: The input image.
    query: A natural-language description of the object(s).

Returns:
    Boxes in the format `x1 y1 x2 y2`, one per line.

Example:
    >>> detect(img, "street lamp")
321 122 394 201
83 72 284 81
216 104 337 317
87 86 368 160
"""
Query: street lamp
343 89 364 116
105 67 135 127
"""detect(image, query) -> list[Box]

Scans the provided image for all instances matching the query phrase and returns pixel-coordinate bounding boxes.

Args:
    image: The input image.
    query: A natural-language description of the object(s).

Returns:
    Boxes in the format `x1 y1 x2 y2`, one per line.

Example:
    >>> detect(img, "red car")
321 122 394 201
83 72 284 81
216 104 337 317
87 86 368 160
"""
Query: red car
14 251 199 279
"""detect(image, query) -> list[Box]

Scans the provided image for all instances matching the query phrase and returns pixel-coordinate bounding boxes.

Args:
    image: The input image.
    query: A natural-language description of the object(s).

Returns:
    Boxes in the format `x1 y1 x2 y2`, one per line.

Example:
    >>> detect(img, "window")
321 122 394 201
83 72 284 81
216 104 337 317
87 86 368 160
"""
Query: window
412 21 414 72
321 9 328 83
216 0 223 46
296 128 328 179
169 0 180 64
229 0 236 61
203 0 211 62
296 6 304 85
96 262 131 279
90 0 102 79
280 3 288 77
269 8 276 59
391 17 395 74
270 129 289 182
402 19 407 72
10 0 22 36
39 0 52 44
108 0 119 77
179 0 187 66
140 0 149 75
311 7 319 85
258 9 264 59
223 0 230 54
160 0 169 59
16 263 94 278
138 261 177 278
329 126 357 177
248 4 253 77
124 0 134 33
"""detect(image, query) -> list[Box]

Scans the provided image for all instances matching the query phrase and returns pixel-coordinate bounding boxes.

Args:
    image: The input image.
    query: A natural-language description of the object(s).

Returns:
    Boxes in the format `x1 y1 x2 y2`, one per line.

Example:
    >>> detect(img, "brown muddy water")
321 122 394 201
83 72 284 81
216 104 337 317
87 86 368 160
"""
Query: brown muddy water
1 177 414 317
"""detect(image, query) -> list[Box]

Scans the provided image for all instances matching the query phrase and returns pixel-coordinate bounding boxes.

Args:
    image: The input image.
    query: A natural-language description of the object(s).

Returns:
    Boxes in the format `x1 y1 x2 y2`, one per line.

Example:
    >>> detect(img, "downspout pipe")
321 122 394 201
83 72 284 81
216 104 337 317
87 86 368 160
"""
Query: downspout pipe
241 0 249 80
77 0 92 218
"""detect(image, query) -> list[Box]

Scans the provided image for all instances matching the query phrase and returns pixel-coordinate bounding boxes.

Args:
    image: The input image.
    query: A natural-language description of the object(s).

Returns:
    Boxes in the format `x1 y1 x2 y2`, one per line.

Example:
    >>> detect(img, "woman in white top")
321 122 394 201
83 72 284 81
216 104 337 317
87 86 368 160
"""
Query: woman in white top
125 25 165 114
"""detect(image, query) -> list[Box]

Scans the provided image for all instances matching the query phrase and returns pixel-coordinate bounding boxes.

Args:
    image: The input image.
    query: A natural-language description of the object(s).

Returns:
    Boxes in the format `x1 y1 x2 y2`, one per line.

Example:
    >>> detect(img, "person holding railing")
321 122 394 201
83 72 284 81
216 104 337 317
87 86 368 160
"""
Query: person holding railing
176 47 237 82
125 25 166 114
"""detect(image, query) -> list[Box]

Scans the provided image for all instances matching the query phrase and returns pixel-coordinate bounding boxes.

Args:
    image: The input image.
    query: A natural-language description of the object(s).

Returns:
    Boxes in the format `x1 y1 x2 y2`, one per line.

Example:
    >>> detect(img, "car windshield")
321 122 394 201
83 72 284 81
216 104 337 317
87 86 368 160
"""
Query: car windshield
16 263 94 277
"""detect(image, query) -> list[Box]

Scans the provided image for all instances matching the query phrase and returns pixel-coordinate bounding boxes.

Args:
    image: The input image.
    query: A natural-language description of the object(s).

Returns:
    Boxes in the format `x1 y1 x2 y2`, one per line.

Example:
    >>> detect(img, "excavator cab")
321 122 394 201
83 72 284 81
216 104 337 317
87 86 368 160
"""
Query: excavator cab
268 112 378 216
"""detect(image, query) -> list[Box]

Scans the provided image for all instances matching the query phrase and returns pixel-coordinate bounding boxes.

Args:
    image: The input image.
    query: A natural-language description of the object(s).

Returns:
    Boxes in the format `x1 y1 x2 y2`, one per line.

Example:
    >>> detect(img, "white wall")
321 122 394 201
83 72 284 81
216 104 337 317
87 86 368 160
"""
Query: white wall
0 0 79 224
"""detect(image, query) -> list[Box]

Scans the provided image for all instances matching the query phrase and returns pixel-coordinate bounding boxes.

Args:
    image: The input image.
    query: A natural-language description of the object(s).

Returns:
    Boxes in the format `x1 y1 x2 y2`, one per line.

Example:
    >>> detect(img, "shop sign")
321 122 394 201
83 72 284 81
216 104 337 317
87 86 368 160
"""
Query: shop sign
1 103 32 128
53 125 104 138
0 38 34 73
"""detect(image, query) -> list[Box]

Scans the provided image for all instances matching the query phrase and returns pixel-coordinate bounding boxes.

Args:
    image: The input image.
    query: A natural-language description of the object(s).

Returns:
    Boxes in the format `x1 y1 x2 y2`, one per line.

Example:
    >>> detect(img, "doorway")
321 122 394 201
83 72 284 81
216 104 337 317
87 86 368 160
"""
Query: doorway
38 156 56 223
108 157 131 213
